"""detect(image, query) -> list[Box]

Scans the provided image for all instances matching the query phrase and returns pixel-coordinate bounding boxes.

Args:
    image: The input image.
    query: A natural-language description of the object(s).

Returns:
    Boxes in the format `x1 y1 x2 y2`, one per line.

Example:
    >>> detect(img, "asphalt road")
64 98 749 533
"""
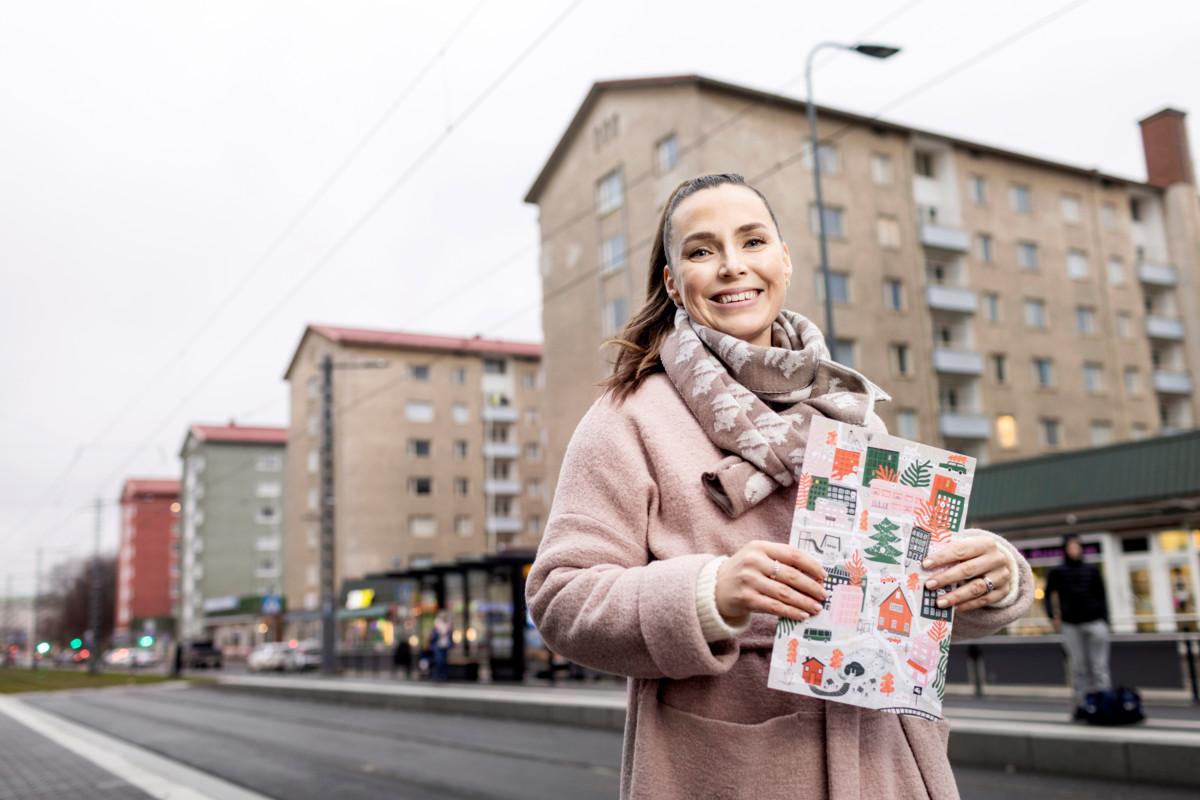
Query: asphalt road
21 684 1200 800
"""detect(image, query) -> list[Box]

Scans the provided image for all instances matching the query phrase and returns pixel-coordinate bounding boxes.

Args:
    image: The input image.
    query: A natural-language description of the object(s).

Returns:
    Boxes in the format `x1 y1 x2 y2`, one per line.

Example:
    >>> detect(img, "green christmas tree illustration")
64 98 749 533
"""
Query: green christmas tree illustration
864 517 903 564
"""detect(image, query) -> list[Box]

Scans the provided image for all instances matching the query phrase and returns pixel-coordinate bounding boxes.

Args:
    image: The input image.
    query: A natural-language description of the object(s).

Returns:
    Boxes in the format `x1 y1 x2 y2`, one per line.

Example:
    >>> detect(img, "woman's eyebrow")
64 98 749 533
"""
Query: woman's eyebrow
680 223 768 249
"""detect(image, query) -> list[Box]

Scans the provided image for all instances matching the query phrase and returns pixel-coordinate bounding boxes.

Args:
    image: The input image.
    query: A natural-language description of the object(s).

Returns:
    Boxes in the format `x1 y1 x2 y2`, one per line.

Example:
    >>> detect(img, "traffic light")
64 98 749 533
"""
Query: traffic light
36 642 50 655
70 638 83 649
138 635 154 648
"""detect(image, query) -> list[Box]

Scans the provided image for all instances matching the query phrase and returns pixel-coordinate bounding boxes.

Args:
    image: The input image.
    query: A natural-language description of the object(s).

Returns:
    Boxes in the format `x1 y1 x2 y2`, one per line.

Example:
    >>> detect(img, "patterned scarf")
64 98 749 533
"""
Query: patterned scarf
660 308 889 518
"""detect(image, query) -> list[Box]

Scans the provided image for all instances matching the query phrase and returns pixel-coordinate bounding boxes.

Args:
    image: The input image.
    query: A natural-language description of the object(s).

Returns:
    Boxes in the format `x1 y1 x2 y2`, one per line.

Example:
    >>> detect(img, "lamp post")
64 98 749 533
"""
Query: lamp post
805 42 901 350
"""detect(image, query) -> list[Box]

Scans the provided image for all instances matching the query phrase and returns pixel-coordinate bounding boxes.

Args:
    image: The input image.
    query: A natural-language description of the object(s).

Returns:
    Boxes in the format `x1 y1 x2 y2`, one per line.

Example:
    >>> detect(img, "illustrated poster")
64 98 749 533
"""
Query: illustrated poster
766 416 976 720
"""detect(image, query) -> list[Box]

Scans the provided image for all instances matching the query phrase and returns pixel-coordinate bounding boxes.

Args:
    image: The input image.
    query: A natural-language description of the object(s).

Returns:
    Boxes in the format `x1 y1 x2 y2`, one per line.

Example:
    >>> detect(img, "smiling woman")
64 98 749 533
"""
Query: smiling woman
527 174 1033 799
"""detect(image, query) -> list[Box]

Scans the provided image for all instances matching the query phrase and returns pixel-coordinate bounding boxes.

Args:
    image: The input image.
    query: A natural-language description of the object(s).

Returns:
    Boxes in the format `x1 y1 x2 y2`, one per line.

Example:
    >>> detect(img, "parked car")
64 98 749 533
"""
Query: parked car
287 639 322 672
184 639 224 670
247 642 290 672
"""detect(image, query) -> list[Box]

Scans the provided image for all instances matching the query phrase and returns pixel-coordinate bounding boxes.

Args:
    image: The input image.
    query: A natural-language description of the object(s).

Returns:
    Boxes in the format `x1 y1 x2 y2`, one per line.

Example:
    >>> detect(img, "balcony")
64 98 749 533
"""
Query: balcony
1153 371 1194 395
926 285 977 314
485 516 522 535
482 441 520 459
255 566 280 579
1145 316 1185 341
919 223 970 252
482 406 519 423
1137 261 1178 286
484 479 522 496
933 349 983 375
939 412 990 440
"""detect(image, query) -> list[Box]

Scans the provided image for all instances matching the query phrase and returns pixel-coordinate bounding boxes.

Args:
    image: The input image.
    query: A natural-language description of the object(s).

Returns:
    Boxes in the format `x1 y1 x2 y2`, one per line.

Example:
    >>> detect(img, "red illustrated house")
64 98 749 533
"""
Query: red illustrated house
876 587 913 637
802 656 825 686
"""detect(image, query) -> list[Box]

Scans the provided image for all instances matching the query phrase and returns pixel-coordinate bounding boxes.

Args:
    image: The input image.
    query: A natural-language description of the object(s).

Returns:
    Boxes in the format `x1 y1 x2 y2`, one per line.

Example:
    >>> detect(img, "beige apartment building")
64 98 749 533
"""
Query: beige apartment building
281 325 545 627
525 75 1200 499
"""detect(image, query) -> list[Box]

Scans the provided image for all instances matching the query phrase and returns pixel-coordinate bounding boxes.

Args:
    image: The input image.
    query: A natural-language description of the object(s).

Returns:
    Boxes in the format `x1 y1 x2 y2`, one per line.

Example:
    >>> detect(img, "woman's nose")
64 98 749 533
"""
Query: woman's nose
719 253 749 277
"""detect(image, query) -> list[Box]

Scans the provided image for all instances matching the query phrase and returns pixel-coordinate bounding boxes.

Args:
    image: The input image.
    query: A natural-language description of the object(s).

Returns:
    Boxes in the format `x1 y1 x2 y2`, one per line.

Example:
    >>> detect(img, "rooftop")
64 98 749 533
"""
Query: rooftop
188 424 288 446
120 478 180 502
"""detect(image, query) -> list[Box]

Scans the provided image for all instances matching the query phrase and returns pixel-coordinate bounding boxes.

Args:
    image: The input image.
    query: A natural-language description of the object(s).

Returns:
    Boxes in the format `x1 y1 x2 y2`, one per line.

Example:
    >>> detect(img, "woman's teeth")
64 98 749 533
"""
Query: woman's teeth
715 290 759 304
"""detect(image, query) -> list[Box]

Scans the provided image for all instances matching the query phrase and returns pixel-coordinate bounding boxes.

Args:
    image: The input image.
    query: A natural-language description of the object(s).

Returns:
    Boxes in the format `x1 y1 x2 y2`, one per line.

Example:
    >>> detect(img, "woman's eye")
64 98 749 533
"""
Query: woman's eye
688 248 710 258
746 237 766 247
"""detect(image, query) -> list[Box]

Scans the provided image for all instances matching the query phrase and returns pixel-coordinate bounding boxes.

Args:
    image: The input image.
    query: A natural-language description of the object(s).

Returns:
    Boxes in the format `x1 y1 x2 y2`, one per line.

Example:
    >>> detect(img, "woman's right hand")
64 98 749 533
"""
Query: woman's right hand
715 540 828 624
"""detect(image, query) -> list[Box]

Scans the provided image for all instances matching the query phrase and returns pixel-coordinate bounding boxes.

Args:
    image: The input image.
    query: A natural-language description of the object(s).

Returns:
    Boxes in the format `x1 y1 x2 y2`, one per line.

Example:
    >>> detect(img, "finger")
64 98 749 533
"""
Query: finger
940 568 1007 609
744 587 812 621
750 573 824 616
762 541 826 583
771 562 829 605
921 537 987 569
925 550 1005 590
956 586 1008 613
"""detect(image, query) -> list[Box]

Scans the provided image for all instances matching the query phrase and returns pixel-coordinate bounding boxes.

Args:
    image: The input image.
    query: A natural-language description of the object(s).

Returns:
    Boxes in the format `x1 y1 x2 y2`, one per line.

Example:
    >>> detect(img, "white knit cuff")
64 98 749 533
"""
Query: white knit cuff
696 556 752 642
987 540 1022 609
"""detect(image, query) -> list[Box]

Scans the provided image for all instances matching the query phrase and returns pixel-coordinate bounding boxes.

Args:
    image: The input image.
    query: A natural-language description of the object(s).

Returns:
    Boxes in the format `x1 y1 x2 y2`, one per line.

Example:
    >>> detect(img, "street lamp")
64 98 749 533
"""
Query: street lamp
805 42 901 351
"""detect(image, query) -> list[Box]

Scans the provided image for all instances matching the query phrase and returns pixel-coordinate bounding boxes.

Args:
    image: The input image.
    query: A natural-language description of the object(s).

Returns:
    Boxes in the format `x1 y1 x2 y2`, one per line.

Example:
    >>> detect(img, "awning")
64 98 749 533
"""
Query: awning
336 605 391 620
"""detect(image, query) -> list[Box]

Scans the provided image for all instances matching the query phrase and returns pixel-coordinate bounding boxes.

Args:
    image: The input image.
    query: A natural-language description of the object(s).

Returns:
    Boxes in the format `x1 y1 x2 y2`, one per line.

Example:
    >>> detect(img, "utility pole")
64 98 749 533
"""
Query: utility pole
31 548 41 671
318 354 337 675
3 574 10 665
88 497 102 674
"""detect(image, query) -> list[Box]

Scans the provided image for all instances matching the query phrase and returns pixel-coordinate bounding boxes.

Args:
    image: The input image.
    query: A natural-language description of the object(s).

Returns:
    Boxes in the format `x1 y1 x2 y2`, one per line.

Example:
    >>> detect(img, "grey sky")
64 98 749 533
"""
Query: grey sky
3 0 1198 594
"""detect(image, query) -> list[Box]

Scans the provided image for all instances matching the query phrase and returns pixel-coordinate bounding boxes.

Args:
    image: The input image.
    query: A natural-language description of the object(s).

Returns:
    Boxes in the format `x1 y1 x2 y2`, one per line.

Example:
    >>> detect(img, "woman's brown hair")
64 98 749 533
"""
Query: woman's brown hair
602 173 781 401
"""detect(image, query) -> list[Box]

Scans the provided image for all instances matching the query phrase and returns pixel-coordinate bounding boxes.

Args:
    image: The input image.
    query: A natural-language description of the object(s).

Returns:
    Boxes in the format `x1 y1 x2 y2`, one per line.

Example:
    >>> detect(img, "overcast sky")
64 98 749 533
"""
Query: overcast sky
3 0 1198 595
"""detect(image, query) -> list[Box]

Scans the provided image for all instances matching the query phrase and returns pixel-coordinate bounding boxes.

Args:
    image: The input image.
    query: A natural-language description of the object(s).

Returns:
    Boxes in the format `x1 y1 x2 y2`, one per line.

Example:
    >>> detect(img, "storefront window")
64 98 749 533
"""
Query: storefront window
1128 566 1156 632
1168 563 1196 632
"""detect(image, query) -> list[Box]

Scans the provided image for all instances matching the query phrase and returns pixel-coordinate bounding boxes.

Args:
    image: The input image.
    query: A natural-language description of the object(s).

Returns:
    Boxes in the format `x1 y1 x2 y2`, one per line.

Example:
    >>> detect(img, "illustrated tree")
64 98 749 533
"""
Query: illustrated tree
776 618 800 639
864 517 903 564
929 620 951 701
796 473 813 510
880 672 895 694
858 508 869 531
900 459 932 488
846 552 867 586
907 572 920 592
830 648 844 669
787 638 799 665
873 464 898 483
916 499 953 545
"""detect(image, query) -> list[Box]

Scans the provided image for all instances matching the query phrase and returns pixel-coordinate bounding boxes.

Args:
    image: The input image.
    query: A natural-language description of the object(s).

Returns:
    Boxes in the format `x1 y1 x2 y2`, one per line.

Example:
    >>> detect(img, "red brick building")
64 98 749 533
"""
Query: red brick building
115 478 181 638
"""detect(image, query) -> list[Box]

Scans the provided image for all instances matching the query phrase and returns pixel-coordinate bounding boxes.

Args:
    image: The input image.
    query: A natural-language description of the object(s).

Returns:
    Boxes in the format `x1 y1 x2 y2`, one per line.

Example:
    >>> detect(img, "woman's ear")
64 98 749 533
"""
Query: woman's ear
663 264 682 307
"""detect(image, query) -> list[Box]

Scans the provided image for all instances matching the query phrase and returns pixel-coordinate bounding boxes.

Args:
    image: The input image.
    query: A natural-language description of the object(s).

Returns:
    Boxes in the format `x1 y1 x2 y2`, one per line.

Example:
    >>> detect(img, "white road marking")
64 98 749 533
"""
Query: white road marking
947 706 1200 730
0 695 271 800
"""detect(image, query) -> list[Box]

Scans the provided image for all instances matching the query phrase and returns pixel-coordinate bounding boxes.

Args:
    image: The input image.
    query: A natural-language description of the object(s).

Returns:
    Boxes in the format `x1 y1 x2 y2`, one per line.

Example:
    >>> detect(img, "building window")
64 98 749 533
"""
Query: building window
256 481 281 499
1129 196 1143 222
525 442 541 460
969 175 988 205
409 364 430 381
450 366 466 385
307 488 318 511
1033 357 1054 388
602 296 629 337
889 343 911 376
883 278 904 311
1017 241 1039 271
977 233 994 264
452 403 469 424
1123 367 1140 396
1090 421 1113 446
453 440 468 459
914 151 935 178
1101 202 1117 229
1067 249 1090 280
816 271 850 305
995 415 1018 449
483 358 506 375
1083 362 1104 393
1039 418 1061 448
1060 194 1082 223
870 153 893 185
896 409 918 440
832 339 856 369
1023 299 1047 329
409 516 436 538
453 477 469 497
991 353 1007 384
1106 257 1124 285
1010 184 1032 213
1075 306 1096 335
596 169 623 215
1131 423 1149 440
655 134 679 173
984 293 1001 323
804 142 840 175
1116 312 1133 339
255 454 282 472
408 477 432 496
408 439 431 458
876 216 901 249
808 205 845 238
405 401 434 423
522 371 538 390
454 515 473 537
255 505 278 524
524 408 540 426
527 514 544 536
599 233 627 274
526 478 542 499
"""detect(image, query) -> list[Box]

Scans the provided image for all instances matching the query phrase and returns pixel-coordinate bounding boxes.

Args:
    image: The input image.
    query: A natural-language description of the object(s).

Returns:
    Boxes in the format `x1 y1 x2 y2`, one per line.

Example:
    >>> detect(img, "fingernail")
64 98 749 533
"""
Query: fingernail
922 559 932 568
925 579 937 589
937 598 947 608
798 612 809 620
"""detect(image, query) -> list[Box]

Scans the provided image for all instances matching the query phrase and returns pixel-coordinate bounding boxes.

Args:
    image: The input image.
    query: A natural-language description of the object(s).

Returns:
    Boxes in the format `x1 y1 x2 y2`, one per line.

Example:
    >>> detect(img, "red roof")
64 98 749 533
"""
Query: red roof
189 424 288 445
120 478 180 502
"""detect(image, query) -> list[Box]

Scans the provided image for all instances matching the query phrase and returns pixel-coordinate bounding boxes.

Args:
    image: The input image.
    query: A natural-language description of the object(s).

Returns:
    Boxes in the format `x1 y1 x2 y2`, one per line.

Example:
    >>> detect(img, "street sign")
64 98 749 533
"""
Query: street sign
261 594 283 615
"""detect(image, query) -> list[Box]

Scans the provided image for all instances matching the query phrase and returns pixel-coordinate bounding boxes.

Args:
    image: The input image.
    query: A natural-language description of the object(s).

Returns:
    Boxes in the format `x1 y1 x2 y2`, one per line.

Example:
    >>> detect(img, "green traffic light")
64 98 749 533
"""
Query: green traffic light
70 638 83 649
138 635 154 647
36 642 50 654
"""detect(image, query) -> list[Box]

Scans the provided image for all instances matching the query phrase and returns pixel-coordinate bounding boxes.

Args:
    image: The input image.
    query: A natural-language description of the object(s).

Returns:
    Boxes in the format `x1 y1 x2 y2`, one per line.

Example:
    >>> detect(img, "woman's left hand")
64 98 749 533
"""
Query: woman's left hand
921 534 1012 612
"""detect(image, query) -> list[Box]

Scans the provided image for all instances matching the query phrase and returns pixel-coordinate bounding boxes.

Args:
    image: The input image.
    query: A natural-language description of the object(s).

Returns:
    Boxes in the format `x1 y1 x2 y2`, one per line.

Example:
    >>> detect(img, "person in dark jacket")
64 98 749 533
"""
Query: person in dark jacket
1044 533 1111 713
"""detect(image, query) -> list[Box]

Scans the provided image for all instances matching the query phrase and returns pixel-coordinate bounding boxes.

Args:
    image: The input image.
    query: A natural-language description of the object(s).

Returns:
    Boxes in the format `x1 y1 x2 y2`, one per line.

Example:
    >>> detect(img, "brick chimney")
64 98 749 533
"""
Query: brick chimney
1139 108 1195 187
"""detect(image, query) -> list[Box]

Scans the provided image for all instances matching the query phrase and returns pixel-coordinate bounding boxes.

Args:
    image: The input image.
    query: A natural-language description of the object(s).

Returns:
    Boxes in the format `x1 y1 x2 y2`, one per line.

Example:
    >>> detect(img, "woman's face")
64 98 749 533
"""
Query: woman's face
663 184 792 347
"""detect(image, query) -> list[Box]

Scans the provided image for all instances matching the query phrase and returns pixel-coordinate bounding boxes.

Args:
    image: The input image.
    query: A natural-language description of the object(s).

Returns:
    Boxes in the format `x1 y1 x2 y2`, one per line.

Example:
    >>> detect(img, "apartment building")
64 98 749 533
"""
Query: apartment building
114 478 180 639
177 424 287 640
280 325 545 629
525 75 1200 499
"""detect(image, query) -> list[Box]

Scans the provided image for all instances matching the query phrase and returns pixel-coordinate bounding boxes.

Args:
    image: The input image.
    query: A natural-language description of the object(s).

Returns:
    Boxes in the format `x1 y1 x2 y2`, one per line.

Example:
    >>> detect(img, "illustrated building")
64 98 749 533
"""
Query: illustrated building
907 527 932 562
929 474 958 503
863 447 900 486
822 565 852 610
525 75 1200 510
830 583 865 633
907 658 930 687
921 586 954 621
877 587 914 636
832 448 861 479
115 478 180 639
280 324 545 636
826 483 858 517
802 656 825 686
933 489 966 532
805 476 831 510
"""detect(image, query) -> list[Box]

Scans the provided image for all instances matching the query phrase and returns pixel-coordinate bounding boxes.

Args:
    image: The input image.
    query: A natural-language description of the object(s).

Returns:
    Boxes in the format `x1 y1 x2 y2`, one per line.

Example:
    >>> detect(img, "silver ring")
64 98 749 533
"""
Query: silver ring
982 575 995 594
770 560 781 581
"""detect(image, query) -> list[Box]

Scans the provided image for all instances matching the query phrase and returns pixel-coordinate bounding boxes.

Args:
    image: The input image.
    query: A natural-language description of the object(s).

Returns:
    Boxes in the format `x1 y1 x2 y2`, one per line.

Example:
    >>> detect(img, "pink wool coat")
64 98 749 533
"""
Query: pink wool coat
527 374 1035 800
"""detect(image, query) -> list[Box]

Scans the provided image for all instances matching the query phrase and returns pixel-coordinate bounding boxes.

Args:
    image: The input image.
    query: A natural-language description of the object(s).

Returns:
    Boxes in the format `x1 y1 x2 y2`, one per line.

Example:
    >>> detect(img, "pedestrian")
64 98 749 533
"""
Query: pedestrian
392 624 413 680
526 173 1034 799
430 610 453 683
1044 533 1111 717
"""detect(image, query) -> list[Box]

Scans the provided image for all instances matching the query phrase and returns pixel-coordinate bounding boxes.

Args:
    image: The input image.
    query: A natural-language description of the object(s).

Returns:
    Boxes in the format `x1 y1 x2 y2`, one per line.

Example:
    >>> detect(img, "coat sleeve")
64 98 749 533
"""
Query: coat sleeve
525 398 741 680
